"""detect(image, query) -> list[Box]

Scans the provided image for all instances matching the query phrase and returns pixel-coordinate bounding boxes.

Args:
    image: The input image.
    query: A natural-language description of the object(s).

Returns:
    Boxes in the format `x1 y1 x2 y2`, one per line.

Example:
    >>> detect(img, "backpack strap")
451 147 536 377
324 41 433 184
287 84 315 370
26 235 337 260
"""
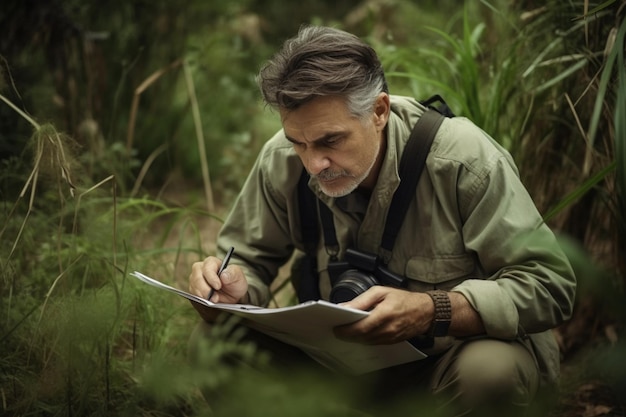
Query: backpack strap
421 94 455 118
379 108 445 262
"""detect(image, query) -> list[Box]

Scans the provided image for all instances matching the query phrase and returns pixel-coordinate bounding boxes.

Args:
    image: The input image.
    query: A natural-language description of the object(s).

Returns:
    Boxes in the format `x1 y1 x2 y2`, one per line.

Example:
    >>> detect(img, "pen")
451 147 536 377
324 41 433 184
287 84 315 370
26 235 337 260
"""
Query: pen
208 246 235 301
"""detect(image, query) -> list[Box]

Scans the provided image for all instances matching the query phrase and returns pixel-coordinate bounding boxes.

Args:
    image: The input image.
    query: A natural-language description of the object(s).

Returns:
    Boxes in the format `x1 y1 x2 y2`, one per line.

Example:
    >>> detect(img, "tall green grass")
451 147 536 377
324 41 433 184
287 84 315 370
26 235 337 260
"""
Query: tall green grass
381 1 623 275
1 1 624 415
0 90 268 415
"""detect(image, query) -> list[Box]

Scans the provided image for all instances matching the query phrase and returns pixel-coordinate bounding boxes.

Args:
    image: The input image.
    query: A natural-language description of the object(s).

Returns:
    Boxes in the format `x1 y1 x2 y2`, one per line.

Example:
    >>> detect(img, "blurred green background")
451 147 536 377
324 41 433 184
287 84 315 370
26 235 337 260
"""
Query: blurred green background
1 0 624 415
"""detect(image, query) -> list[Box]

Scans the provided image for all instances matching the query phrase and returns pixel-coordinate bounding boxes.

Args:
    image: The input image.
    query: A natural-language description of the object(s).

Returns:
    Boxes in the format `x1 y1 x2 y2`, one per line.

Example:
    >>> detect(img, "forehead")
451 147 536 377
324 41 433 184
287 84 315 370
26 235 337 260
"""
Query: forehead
280 96 359 136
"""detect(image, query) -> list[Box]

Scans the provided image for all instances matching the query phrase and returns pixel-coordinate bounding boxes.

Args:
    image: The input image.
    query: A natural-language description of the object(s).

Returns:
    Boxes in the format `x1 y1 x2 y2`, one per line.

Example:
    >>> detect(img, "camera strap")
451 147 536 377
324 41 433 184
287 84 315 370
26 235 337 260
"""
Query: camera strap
296 96 453 300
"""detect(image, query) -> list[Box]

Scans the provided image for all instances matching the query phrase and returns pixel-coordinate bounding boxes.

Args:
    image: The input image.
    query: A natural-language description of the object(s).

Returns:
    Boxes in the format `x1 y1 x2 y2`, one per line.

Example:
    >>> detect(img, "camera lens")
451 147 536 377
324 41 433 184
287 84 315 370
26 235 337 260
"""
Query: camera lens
329 269 379 303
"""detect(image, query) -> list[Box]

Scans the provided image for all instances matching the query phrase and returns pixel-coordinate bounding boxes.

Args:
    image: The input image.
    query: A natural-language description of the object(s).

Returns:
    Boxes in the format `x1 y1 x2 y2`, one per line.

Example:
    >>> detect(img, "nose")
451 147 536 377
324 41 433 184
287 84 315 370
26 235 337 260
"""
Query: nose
302 148 331 176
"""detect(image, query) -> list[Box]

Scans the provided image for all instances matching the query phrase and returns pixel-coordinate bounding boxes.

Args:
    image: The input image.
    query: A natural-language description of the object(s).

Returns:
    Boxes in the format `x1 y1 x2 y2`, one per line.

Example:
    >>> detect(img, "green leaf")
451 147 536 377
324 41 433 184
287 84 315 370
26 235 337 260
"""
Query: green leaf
542 161 616 223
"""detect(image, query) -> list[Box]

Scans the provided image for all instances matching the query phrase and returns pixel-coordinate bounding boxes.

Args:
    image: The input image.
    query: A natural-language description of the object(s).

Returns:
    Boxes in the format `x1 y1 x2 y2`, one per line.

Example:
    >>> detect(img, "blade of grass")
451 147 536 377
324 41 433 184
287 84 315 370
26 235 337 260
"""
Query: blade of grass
386 72 461 102
0 94 41 245
183 59 215 213
523 11 607 79
586 18 625 174
615 20 626 237
426 19 484 121
532 58 588 94
2 129 44 267
126 59 182 153
565 93 590 148
72 175 116 235
542 161 616 224
130 143 168 198
573 0 618 19
0 93 39 130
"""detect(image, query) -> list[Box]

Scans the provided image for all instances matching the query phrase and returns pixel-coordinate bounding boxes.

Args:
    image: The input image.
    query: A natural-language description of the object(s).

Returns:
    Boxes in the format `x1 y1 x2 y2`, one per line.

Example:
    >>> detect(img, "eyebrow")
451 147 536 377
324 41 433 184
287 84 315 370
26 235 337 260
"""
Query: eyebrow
284 131 346 145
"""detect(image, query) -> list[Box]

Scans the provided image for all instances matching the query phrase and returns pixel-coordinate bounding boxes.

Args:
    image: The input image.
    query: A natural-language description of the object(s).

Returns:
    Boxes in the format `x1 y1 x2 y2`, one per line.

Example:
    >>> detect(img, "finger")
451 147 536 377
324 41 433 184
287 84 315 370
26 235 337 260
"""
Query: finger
189 257 221 299
213 266 248 302
189 261 208 295
201 257 223 290
341 286 385 311
208 270 230 303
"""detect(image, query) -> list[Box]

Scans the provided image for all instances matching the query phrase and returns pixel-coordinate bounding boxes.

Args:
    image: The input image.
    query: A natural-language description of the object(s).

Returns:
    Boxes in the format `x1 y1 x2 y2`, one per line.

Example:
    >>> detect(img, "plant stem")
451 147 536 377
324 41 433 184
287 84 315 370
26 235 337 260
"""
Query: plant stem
0 93 40 129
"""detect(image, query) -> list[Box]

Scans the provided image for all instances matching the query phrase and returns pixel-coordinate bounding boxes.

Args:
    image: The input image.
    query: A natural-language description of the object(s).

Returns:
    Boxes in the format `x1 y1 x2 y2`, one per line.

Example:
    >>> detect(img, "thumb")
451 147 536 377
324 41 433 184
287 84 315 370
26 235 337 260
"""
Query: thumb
219 265 244 286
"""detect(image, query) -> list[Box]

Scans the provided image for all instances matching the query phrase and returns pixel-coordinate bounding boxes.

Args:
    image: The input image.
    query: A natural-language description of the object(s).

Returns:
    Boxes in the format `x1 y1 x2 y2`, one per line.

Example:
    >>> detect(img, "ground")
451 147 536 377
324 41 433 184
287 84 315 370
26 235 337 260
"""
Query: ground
549 302 625 417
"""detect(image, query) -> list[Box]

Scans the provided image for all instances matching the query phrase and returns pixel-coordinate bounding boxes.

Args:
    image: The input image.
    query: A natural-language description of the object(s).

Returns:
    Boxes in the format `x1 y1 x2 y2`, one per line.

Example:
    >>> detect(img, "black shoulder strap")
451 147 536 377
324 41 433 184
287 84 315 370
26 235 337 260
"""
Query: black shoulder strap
379 109 445 259
421 94 455 118
295 170 322 301
297 170 339 254
297 169 318 254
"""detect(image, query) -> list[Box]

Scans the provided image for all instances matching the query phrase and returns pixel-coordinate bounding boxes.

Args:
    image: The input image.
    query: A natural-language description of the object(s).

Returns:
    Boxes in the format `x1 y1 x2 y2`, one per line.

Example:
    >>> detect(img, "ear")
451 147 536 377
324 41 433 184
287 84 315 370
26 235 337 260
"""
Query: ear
372 93 391 131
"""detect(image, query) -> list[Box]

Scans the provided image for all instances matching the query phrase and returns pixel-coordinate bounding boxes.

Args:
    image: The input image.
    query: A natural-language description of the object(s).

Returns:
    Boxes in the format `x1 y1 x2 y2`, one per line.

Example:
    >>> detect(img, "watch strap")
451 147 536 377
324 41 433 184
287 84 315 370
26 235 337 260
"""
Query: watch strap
426 290 451 337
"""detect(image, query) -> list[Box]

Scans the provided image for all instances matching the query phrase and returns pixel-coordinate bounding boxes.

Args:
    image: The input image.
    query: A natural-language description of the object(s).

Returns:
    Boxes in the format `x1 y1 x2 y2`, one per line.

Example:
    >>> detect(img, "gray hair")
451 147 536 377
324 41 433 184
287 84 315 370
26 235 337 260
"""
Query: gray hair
257 25 388 119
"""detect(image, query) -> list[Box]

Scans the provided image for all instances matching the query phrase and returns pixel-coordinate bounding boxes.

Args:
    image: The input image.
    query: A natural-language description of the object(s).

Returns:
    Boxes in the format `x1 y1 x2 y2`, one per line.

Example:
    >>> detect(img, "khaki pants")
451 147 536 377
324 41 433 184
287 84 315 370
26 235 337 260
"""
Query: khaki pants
188 320 543 417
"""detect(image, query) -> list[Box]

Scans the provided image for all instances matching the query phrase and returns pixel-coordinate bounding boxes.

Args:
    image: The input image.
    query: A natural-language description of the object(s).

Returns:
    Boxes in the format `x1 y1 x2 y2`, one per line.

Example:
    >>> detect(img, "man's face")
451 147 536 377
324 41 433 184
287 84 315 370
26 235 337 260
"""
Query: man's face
280 94 390 197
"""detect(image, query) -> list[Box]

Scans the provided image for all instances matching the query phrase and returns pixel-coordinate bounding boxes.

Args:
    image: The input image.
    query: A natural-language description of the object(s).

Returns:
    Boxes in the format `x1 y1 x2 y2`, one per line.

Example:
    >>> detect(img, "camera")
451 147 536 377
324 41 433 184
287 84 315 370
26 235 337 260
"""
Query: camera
328 248 407 303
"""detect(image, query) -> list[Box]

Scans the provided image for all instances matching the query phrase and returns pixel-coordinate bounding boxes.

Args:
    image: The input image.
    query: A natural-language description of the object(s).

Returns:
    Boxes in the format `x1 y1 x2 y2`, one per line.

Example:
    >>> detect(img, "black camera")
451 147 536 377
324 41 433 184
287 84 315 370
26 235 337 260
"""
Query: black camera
328 248 407 303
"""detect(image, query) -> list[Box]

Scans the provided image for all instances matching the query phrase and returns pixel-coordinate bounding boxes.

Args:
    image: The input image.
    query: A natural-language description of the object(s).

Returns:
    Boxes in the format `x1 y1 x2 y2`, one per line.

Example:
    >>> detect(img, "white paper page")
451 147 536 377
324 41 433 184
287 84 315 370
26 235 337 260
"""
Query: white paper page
130 271 427 374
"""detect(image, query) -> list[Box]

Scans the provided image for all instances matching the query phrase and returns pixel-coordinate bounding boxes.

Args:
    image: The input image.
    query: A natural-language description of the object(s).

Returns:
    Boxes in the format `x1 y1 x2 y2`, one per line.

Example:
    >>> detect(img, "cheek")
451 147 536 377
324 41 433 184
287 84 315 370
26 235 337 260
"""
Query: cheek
357 138 379 164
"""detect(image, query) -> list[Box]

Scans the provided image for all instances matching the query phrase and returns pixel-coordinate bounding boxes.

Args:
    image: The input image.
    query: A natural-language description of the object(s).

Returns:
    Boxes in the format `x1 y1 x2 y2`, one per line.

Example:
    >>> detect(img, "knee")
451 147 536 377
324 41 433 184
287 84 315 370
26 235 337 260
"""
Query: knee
437 340 539 416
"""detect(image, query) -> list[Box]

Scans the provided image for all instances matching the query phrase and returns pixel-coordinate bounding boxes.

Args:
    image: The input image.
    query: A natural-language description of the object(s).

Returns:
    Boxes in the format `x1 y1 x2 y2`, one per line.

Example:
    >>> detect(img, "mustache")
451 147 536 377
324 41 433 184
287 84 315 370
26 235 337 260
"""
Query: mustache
313 169 351 181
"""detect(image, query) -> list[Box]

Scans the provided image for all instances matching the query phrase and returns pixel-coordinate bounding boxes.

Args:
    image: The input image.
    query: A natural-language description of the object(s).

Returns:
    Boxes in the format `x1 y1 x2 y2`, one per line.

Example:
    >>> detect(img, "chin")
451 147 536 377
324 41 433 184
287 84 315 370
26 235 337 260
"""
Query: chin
320 181 359 198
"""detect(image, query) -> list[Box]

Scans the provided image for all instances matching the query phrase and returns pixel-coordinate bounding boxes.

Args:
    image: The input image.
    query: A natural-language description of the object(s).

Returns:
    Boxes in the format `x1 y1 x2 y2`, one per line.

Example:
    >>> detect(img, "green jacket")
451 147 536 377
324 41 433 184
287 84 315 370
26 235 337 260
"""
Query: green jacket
217 95 576 384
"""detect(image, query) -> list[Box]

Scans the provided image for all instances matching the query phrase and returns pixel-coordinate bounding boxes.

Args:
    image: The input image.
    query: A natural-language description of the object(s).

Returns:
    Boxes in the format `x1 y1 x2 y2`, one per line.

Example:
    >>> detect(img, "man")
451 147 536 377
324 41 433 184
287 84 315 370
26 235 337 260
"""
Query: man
188 25 576 415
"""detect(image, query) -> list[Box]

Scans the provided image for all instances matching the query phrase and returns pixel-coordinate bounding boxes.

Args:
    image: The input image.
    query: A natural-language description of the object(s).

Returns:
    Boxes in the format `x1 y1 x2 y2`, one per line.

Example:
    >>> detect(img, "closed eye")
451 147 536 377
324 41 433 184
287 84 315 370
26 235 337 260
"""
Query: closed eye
323 135 340 146
285 131 348 149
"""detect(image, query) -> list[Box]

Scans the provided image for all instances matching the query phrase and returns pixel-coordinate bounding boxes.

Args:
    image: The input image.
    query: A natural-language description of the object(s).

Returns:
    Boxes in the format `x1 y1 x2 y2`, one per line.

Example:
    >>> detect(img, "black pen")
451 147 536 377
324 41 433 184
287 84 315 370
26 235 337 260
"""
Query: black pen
208 246 235 301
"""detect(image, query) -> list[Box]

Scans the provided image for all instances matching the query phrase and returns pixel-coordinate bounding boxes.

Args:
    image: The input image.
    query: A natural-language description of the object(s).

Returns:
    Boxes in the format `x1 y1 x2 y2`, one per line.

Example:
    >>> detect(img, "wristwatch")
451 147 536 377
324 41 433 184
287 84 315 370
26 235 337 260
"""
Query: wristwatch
426 290 452 337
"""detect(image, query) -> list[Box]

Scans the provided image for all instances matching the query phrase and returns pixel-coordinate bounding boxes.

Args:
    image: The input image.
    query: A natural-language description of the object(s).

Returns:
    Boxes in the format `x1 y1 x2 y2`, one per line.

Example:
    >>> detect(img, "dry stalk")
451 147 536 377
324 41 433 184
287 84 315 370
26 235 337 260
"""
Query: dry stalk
71 175 116 235
130 143 168 198
125 59 182 153
183 60 215 213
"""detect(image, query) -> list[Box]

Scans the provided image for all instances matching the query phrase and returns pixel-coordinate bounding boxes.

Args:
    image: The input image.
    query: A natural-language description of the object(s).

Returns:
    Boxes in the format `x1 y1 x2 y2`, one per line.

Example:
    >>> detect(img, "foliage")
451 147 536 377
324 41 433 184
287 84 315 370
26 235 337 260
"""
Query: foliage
1 0 625 415
380 1 625 281
0 0 277 201
0 116 259 416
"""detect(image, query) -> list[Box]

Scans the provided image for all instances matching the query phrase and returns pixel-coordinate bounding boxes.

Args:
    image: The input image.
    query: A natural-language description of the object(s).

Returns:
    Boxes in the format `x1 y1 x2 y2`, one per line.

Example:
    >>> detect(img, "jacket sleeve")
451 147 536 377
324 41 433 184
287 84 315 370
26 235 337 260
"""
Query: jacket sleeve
451 150 576 340
216 135 303 306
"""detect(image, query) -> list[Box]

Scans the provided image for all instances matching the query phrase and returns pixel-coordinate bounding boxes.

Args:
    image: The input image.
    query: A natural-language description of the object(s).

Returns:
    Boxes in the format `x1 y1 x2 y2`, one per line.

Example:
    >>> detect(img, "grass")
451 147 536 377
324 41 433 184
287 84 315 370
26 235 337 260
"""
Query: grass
1 0 625 415
0 88 241 415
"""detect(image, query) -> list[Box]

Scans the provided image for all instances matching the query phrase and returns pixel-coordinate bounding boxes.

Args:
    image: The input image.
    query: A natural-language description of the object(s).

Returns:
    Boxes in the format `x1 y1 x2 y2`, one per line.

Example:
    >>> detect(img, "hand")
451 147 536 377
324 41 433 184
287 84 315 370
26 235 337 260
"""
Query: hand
189 256 248 304
334 286 434 345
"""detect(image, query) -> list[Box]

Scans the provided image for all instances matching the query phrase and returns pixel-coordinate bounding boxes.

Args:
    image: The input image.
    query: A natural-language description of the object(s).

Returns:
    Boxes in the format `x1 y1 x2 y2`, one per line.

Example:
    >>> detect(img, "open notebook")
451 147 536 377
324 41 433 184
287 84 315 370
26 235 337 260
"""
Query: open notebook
131 271 427 374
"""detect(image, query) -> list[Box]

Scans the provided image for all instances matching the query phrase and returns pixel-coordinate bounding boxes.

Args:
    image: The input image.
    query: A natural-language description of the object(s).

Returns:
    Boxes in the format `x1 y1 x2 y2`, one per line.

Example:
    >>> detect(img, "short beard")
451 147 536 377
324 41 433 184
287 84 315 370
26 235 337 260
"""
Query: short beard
315 170 359 198
314 152 378 198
